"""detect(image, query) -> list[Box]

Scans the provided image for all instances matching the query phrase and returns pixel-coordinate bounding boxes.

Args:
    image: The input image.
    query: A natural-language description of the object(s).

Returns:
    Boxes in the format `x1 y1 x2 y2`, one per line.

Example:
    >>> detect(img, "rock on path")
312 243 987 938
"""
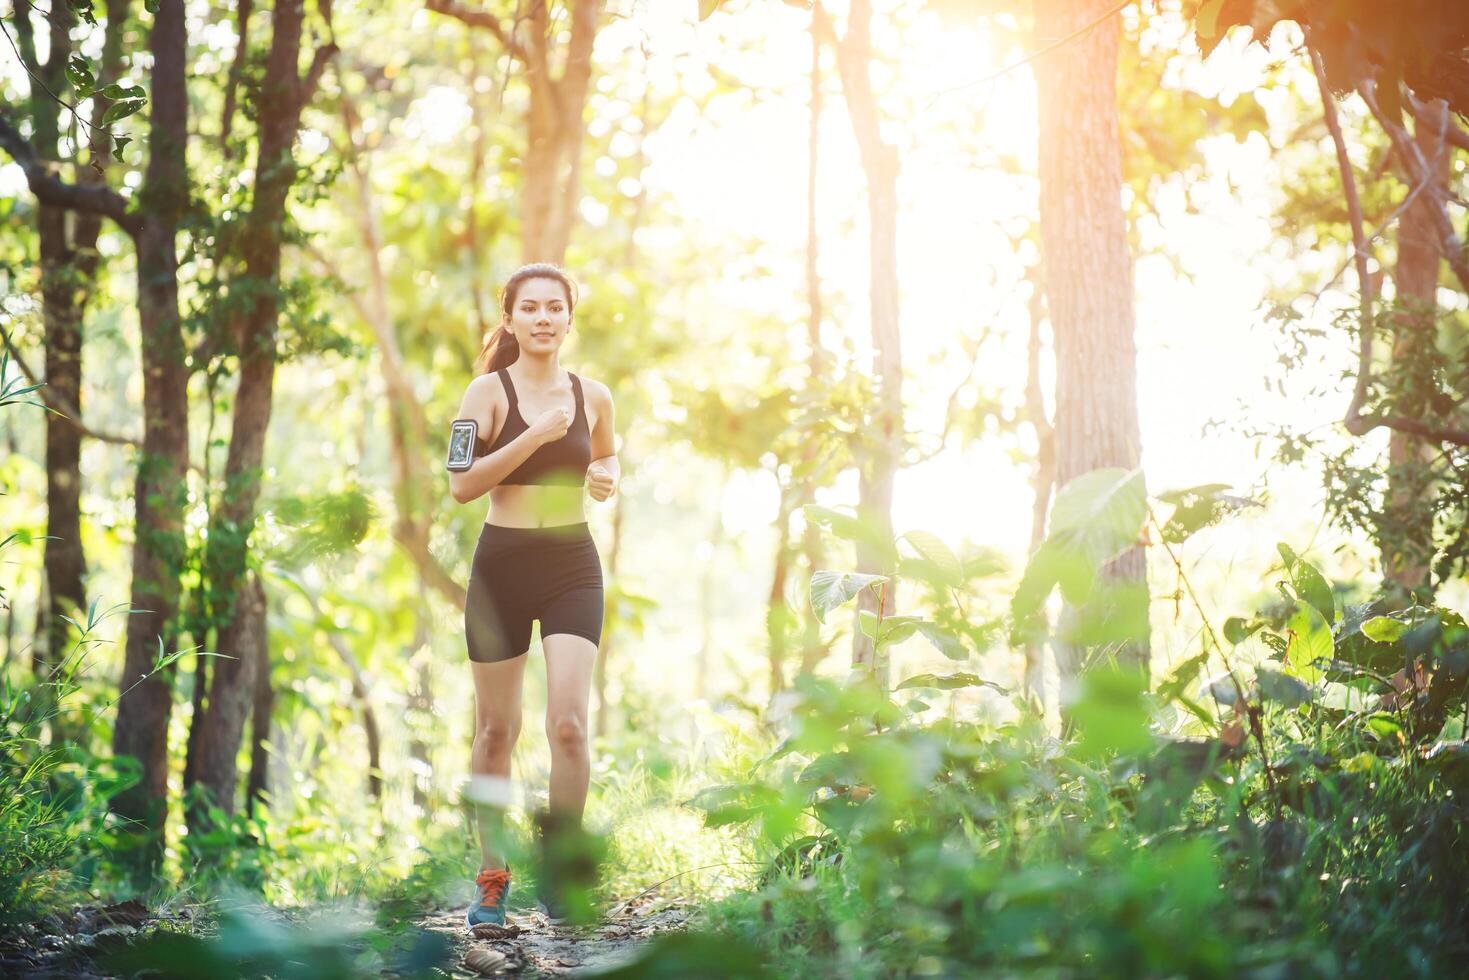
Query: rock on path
418 894 692 977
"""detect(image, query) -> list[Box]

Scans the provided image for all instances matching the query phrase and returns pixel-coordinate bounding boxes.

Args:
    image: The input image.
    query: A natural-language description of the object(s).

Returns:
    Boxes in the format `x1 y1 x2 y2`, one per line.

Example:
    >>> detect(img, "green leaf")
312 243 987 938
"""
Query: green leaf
857 611 921 646
1223 616 1264 645
1070 666 1152 760
809 570 885 625
898 530 962 586
1278 542 1334 624
101 98 146 125
1255 666 1314 707
1154 483 1260 543
895 671 1007 693
1259 631 1288 657
1157 649 1211 703
111 135 132 163
1012 468 1146 632
99 83 146 100
1361 616 1408 643
67 54 95 95
1284 600 1333 683
1365 712 1402 741
915 620 967 661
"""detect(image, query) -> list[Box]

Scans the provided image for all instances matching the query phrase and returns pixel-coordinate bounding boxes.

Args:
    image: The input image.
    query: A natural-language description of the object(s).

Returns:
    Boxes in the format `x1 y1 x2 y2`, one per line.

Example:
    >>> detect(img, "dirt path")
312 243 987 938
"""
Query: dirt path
417 894 693 977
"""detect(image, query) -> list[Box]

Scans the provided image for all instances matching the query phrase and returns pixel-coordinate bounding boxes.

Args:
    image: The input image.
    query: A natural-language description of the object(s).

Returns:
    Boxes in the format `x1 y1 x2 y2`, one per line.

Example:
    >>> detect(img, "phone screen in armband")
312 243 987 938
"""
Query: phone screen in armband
446 419 478 472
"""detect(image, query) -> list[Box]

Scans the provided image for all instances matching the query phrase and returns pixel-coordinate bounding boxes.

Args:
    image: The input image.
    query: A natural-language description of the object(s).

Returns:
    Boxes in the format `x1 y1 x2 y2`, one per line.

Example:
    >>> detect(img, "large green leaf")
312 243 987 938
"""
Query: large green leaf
1012 468 1147 632
1284 600 1332 683
898 530 963 586
1278 543 1334 625
809 571 886 625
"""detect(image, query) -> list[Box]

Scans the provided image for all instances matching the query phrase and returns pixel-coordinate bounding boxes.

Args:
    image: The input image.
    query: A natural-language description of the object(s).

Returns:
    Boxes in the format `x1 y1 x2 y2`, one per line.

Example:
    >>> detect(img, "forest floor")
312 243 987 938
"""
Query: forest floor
0 894 692 978
419 893 693 977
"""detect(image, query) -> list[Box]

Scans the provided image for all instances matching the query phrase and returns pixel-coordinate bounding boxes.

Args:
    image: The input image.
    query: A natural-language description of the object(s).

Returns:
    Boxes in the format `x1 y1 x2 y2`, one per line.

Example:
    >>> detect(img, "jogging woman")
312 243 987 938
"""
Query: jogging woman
447 263 619 929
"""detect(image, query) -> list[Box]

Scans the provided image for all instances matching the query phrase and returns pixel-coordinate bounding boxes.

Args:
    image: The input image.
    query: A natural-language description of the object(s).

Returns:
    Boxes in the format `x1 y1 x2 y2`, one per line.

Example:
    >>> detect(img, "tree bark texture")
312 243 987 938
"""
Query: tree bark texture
1033 0 1149 684
190 0 334 824
1382 108 1448 593
111 0 192 858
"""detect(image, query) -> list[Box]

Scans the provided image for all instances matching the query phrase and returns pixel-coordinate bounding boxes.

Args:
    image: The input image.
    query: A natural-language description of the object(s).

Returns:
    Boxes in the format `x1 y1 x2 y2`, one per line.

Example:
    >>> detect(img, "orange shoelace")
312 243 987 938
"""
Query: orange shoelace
475 867 511 908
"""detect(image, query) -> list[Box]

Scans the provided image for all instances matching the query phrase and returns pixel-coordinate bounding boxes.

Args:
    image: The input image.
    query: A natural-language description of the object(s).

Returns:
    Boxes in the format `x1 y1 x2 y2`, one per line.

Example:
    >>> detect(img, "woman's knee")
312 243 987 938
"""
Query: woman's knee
546 714 588 756
475 718 521 755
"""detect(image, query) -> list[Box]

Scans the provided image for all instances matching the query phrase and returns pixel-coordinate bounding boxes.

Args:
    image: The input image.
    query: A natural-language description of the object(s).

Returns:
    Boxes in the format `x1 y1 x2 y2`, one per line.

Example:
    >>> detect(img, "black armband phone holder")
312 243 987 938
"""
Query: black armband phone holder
446 419 478 472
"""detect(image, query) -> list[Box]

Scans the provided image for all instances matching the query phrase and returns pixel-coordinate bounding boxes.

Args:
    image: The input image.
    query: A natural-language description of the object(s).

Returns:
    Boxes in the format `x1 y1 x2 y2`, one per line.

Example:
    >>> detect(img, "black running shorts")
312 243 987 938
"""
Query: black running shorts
464 521 604 663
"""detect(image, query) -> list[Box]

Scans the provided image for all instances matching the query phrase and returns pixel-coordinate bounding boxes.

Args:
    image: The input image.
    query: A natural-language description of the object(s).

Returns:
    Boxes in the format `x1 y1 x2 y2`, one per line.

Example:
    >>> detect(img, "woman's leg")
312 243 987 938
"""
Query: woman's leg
470 654 528 869
541 634 598 821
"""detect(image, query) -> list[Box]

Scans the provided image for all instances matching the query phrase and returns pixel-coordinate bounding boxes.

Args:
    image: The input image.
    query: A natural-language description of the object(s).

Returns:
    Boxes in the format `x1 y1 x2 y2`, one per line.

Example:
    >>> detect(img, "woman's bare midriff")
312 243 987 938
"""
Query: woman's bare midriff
486 483 587 528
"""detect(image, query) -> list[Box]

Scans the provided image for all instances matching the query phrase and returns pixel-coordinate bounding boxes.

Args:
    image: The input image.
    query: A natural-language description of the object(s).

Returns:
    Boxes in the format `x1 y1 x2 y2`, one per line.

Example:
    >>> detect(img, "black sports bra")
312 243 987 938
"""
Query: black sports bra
475 368 593 487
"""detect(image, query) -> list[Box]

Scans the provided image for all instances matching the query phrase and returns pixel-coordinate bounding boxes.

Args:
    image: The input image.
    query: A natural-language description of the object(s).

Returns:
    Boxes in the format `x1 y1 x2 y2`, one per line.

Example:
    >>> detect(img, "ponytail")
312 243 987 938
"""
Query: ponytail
474 325 519 375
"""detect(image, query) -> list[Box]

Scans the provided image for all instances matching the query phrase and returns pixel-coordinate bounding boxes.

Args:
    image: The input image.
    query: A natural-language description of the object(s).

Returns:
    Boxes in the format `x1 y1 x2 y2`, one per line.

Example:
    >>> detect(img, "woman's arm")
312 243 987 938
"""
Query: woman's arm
585 379 619 502
449 374 558 504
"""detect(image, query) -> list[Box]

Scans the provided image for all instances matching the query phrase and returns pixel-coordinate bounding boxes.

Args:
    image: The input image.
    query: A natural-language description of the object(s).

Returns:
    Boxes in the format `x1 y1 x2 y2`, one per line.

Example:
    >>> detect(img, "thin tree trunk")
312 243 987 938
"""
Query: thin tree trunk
1024 262 1055 708
111 0 192 867
798 12 827 678
190 0 335 825
19 0 84 691
766 490 796 698
1383 105 1448 595
816 0 902 688
1034 0 1149 694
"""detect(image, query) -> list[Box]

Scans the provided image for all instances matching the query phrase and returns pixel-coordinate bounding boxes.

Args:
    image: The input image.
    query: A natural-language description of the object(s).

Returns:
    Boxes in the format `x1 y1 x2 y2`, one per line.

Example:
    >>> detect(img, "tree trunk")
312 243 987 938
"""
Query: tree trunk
1024 262 1055 708
189 0 333 826
817 0 903 687
766 491 796 698
245 622 275 817
798 11 828 679
428 0 603 265
1382 107 1448 595
1034 0 1149 691
110 0 192 867
21 0 94 700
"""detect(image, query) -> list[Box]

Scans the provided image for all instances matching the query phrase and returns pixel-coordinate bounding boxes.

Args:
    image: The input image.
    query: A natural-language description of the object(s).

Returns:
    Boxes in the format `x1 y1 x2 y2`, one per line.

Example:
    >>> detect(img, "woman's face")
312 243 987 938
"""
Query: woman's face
505 277 572 354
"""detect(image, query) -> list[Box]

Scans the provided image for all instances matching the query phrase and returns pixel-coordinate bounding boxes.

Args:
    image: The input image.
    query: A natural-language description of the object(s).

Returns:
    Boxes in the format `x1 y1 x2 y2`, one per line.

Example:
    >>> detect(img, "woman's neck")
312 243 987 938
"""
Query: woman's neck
512 353 563 386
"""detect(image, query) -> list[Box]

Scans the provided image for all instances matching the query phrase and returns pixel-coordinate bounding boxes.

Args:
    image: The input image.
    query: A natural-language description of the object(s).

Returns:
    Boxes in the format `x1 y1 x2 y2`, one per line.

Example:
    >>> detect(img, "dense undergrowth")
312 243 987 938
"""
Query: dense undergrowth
683 473 1469 978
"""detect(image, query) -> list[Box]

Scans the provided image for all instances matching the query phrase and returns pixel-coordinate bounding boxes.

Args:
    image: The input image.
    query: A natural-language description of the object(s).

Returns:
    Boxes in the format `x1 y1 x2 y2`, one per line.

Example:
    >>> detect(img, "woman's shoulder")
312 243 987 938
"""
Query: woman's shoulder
460 370 509 416
573 372 613 405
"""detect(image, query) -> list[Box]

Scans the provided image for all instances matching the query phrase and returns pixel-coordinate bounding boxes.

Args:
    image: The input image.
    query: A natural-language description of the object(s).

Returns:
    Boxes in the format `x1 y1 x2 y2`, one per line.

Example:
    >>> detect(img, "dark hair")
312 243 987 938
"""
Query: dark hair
474 263 579 375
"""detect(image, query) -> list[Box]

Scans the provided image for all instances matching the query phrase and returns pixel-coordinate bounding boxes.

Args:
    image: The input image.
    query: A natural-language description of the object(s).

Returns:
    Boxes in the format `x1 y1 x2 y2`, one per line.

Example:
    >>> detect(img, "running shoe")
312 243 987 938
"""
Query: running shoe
466 866 513 929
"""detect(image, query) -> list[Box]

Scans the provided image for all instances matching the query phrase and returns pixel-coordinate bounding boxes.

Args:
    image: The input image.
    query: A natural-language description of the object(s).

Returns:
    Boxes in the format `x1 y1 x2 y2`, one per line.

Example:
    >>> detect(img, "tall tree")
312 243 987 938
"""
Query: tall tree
813 0 903 685
1033 0 1149 689
426 0 606 264
1381 104 1448 593
1 0 191 865
11 0 127 691
108 0 192 863
186 0 337 828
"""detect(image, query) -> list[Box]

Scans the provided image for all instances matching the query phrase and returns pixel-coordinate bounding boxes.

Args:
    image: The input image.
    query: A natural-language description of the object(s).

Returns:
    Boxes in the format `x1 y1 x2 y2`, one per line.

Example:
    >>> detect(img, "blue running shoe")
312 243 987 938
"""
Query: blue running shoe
466 867 513 929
